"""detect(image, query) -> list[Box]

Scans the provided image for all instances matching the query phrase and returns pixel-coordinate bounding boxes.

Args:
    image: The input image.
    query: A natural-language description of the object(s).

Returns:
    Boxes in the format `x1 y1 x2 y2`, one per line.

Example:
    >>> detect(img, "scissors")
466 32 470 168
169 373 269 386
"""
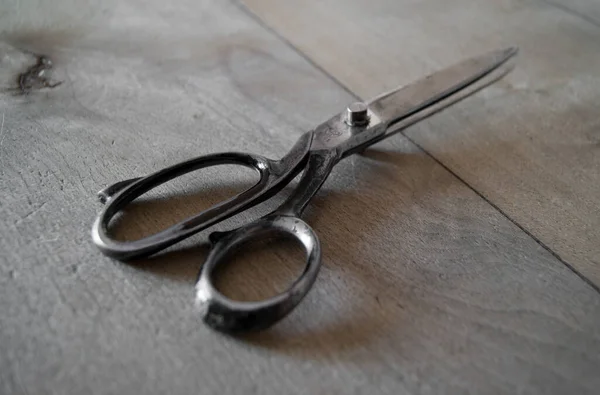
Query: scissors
91 47 517 333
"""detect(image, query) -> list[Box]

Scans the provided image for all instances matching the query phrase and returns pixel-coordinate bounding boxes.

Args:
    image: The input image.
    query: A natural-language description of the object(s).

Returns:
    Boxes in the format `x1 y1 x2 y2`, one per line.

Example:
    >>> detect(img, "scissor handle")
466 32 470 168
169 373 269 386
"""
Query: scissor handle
91 133 313 261
196 213 321 333
195 148 340 332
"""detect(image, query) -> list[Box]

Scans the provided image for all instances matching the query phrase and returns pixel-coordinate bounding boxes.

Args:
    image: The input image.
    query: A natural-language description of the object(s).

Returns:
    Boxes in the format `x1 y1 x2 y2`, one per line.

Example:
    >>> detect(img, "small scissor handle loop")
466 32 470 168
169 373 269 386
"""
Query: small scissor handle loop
195 149 340 332
196 214 321 333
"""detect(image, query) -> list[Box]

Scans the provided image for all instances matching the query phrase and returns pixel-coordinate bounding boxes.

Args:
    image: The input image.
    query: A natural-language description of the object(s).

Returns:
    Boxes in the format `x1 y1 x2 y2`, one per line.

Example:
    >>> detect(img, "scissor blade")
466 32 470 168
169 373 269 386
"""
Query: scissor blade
367 47 517 127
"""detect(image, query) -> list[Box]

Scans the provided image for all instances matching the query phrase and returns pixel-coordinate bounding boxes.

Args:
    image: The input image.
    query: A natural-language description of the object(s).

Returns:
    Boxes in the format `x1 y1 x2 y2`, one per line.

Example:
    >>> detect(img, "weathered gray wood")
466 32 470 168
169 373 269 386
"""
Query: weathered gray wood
242 0 600 287
1 1 599 394
543 0 600 26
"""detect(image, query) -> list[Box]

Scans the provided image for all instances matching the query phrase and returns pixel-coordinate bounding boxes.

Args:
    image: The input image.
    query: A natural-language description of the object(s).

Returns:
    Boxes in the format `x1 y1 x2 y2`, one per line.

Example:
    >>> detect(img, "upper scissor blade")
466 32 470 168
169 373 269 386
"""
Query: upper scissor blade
367 47 518 127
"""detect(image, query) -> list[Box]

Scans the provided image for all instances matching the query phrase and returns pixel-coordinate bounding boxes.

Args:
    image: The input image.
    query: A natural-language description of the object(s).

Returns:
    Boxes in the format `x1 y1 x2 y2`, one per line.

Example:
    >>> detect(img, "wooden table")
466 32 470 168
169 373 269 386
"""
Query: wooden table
1 0 599 394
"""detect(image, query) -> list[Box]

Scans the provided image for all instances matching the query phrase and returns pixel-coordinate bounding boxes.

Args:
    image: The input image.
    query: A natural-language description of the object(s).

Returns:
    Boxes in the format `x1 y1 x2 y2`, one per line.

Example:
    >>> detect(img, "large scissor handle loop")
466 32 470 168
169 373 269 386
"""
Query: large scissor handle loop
91 152 269 260
91 133 313 261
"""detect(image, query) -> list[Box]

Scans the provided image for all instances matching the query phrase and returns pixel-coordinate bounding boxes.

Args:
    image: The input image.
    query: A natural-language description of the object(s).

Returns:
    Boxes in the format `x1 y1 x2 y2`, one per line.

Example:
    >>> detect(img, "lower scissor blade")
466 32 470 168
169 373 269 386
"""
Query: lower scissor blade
368 47 518 127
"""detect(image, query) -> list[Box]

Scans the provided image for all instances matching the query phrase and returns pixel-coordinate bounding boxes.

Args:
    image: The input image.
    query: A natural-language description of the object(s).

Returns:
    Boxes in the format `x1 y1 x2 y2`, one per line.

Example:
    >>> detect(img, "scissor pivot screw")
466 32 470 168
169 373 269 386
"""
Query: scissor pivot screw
346 102 370 126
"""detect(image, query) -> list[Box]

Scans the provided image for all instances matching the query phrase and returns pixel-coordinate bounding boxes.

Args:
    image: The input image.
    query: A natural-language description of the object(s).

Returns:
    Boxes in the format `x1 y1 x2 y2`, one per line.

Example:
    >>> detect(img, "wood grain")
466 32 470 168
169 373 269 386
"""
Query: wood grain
242 0 600 287
1 0 599 394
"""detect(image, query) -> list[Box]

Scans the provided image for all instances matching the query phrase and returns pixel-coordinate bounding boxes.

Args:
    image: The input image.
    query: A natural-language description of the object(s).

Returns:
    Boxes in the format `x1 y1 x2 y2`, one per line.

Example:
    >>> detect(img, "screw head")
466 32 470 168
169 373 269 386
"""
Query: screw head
346 102 369 126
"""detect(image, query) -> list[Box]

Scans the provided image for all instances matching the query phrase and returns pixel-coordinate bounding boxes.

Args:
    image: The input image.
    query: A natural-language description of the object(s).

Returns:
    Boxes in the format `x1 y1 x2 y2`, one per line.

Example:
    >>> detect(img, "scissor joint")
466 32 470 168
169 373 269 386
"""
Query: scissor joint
345 102 370 126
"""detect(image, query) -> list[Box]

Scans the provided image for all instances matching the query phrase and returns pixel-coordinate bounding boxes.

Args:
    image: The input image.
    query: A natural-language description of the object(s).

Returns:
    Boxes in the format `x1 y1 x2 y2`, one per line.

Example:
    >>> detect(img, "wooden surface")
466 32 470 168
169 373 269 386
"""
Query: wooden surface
1 0 599 394
242 0 600 288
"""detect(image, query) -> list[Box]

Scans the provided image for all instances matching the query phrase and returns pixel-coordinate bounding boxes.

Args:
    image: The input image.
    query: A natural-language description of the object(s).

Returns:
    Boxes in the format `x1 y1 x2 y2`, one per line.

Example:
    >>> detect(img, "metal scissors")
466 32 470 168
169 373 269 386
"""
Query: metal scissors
91 47 518 333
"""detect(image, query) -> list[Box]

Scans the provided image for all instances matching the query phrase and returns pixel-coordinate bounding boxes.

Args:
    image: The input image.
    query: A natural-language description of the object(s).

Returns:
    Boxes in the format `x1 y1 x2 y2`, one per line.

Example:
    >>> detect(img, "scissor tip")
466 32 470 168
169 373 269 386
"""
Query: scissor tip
504 46 519 57
489 46 519 66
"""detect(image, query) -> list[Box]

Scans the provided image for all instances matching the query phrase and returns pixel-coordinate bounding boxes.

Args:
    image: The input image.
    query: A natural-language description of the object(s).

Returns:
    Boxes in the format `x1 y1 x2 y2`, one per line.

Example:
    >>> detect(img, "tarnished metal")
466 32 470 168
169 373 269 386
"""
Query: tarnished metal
91 47 518 333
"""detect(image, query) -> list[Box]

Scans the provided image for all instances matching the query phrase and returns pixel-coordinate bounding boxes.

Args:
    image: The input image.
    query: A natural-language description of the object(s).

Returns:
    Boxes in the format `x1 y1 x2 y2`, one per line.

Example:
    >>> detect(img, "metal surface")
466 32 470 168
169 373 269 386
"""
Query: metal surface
91 47 518 333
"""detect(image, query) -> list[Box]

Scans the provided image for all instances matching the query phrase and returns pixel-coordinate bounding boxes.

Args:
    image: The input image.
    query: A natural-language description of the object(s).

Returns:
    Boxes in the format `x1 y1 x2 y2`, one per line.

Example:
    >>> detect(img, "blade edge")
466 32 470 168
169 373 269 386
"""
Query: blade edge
367 47 518 127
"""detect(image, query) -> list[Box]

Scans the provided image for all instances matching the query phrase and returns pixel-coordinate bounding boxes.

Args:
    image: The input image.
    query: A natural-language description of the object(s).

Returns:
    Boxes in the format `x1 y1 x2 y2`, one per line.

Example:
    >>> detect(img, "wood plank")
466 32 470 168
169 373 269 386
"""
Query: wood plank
1 1 599 394
242 0 600 287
